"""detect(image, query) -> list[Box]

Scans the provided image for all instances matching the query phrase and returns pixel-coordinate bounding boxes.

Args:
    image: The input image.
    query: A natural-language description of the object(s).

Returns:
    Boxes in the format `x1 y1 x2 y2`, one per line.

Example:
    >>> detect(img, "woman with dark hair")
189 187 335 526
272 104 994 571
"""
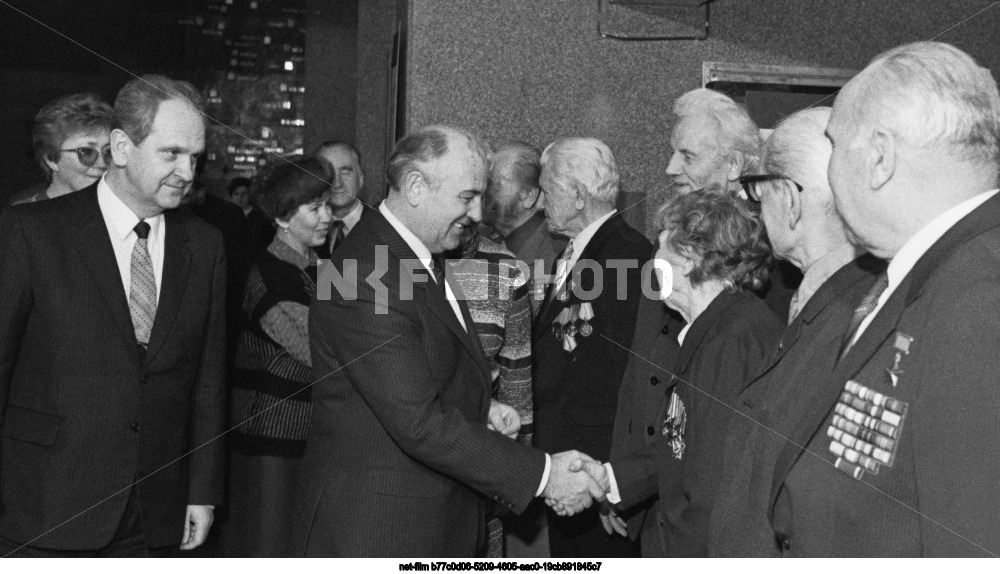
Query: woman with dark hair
223 156 332 557
11 92 113 205
641 190 783 556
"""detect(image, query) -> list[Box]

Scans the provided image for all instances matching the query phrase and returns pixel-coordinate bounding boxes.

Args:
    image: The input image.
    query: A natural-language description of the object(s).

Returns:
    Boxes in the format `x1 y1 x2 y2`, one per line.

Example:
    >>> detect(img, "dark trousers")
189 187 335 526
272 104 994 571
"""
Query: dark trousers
547 506 641 558
0 486 175 558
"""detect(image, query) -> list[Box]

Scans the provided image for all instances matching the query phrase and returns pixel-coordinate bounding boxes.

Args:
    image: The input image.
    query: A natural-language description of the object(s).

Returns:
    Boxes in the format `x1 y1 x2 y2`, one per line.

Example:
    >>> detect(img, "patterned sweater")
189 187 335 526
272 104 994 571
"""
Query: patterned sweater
231 237 317 457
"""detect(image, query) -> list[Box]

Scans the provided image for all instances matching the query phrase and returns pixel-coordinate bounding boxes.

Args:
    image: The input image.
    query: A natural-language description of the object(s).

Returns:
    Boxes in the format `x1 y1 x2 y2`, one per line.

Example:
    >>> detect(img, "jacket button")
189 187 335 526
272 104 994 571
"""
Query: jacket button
650 376 660 386
775 533 791 552
660 325 670 335
646 426 655 436
130 423 140 433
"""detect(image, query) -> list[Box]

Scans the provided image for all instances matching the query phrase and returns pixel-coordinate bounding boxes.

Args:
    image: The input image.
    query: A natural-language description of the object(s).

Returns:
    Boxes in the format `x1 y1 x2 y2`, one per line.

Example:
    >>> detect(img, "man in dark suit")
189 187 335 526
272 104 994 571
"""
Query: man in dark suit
0 75 225 557
531 137 651 557
296 125 605 557
767 41 1000 557
314 141 365 258
706 107 883 556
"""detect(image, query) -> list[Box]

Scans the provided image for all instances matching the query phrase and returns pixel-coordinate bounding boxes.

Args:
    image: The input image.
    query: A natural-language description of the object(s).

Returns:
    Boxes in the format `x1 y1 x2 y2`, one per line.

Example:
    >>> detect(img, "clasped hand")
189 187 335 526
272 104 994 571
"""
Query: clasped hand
541 452 611 516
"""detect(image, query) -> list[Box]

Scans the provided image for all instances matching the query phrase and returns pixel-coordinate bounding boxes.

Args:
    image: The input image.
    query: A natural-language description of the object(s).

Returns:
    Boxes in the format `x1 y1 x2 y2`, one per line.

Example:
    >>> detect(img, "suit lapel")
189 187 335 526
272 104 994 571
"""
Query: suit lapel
145 211 191 365
71 188 141 359
672 291 743 377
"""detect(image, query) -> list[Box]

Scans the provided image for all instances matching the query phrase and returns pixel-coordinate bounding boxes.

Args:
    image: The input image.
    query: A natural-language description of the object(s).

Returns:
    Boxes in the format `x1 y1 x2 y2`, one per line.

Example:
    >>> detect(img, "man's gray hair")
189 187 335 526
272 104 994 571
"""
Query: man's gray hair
540 137 619 205
854 41 1000 167
386 124 491 192
673 88 762 176
495 141 541 194
763 107 834 210
113 74 204 145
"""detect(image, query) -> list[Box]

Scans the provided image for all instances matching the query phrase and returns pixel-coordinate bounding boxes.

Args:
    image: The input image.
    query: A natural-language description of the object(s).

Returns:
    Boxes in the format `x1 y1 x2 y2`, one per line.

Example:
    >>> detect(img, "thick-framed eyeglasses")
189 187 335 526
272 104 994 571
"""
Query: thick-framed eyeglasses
60 146 112 168
739 174 803 202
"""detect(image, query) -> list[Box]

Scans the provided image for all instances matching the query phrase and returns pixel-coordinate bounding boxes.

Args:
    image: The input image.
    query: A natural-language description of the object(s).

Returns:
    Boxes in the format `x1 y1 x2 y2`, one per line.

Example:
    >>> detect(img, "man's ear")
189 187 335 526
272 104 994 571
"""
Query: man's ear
401 169 428 207
572 184 587 210
520 186 540 210
868 128 896 190
358 167 365 190
784 180 803 231
727 151 746 183
109 128 132 168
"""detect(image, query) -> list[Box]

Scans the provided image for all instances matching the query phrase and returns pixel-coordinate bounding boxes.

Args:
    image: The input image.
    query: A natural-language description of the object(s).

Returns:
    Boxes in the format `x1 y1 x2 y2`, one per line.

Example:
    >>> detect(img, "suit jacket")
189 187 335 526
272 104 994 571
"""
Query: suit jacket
769 193 1000 557
532 214 651 460
646 291 782 557
707 255 885 557
296 206 547 557
608 286 684 557
0 184 226 550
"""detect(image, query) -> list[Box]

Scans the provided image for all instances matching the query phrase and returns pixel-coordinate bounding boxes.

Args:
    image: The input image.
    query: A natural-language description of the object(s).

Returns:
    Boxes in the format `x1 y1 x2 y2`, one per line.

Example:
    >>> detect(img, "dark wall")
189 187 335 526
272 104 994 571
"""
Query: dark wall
403 0 1000 236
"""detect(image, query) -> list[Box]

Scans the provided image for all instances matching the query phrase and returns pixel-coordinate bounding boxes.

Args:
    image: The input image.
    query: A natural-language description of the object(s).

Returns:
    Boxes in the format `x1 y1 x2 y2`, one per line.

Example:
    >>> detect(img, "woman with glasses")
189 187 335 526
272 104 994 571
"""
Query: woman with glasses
11 93 113 205
221 156 332 557
635 190 783 556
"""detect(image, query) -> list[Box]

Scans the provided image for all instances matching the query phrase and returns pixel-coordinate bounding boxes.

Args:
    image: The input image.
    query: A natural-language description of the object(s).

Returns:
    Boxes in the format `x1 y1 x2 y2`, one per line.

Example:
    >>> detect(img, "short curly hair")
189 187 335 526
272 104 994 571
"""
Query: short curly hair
32 92 114 181
253 156 331 220
658 190 772 292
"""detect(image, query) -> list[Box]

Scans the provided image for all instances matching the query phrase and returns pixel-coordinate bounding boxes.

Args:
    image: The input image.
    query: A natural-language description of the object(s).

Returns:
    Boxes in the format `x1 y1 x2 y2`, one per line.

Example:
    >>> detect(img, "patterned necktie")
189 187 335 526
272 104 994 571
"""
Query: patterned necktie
839 271 889 359
130 221 157 346
550 240 575 301
330 220 346 252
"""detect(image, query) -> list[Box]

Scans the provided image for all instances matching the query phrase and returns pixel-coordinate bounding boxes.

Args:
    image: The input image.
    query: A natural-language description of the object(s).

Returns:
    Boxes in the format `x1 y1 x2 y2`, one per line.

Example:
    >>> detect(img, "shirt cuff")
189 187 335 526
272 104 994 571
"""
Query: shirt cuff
536 453 552 497
604 462 622 504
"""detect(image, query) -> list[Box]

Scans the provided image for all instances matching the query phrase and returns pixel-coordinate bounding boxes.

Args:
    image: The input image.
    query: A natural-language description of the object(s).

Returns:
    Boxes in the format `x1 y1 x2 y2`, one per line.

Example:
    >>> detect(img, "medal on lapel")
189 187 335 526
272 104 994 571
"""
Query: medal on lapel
662 391 687 460
557 307 577 353
885 332 913 387
578 302 594 337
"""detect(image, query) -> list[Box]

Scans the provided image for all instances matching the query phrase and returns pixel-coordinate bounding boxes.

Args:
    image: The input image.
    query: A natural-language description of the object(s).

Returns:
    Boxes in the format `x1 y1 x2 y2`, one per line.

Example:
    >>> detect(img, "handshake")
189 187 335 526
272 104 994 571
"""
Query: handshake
540 451 611 516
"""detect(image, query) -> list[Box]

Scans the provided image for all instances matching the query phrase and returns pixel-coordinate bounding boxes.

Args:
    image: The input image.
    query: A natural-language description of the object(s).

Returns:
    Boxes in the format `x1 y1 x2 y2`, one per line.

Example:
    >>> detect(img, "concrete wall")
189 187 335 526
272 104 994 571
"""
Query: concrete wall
402 0 1000 236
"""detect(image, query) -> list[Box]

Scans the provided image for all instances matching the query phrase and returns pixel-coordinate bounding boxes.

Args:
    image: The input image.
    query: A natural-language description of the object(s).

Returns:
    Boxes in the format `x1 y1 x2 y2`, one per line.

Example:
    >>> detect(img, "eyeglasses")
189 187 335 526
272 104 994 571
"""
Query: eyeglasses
60 146 112 168
739 174 803 202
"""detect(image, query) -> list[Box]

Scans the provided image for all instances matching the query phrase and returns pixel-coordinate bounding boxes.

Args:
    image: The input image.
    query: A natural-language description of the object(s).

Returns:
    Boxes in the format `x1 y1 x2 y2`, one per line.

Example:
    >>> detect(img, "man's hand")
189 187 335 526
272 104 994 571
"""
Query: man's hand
541 451 605 516
549 458 612 516
599 502 628 537
180 505 214 551
487 399 521 439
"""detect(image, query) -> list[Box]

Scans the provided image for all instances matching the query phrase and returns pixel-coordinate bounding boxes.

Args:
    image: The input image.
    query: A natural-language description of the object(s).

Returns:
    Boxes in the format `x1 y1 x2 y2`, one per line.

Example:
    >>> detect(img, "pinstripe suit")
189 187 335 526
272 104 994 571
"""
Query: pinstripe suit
0 185 226 550
295 207 547 557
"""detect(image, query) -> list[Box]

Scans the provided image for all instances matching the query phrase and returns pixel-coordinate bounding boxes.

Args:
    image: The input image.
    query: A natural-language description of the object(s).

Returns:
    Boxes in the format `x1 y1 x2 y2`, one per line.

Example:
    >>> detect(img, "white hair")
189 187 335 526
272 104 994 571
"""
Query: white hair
540 137 619 205
854 41 1000 167
673 88 763 175
763 107 834 208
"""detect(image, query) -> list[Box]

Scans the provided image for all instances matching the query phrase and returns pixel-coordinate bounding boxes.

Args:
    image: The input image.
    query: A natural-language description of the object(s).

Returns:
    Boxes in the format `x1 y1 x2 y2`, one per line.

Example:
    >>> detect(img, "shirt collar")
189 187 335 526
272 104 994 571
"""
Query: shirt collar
379 202 433 271
794 242 860 310
886 189 1000 290
337 200 365 233
97 175 162 240
567 209 617 266
267 234 316 270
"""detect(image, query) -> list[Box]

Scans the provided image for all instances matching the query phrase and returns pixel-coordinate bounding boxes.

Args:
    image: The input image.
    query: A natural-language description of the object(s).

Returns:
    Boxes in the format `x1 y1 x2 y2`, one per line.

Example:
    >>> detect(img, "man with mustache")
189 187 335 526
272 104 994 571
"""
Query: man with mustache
0 75 225 556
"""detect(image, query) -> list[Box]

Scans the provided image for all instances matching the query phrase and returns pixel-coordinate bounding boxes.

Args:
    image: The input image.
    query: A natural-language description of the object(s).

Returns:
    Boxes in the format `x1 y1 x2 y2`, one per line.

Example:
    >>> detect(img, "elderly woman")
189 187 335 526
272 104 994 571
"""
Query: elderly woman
223 156 332 557
12 93 113 205
646 190 783 556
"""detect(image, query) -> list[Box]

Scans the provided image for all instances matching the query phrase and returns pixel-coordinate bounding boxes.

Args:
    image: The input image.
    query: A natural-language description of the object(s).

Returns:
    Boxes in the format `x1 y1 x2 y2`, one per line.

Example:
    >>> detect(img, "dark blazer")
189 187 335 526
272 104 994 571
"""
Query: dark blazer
707 255 885 557
769 193 1000 557
0 184 226 550
295 206 547 557
649 291 782 557
532 214 651 459
608 287 684 557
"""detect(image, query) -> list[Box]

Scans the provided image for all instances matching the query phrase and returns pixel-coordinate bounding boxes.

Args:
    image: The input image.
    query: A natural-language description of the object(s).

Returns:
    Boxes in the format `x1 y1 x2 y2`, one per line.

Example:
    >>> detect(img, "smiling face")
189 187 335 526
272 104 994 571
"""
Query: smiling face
665 114 733 195
417 143 487 253
279 194 332 253
48 128 111 192
114 98 205 218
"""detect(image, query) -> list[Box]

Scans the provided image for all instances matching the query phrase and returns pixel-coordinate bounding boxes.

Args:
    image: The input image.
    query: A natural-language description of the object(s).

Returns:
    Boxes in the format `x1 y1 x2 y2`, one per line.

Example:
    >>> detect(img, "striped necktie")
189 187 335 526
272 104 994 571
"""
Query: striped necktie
549 240 575 301
130 221 157 347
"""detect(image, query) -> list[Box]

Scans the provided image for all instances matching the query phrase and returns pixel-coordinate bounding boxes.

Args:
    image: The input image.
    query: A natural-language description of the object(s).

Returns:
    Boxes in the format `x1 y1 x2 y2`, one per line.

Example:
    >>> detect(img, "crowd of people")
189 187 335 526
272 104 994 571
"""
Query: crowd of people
0 39 998 559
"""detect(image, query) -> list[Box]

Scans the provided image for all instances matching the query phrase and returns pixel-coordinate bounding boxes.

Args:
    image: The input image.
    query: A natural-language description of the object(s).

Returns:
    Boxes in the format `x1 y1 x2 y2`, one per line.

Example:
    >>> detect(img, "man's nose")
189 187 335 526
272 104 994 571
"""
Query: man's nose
176 156 196 181
468 195 483 222
665 151 683 176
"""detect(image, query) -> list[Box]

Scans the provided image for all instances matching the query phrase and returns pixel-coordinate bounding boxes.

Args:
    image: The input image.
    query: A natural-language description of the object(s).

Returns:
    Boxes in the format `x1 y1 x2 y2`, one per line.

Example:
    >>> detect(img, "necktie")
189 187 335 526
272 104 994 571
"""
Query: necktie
431 254 447 294
550 240 575 301
130 221 157 346
330 220 346 252
839 271 889 359
787 290 801 325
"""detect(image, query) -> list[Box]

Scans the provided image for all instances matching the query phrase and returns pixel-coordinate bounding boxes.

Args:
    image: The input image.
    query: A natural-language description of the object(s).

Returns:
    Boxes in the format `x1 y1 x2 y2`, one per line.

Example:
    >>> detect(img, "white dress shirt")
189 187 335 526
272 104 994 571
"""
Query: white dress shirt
380 203 552 495
336 200 364 235
97 176 165 300
852 189 999 345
